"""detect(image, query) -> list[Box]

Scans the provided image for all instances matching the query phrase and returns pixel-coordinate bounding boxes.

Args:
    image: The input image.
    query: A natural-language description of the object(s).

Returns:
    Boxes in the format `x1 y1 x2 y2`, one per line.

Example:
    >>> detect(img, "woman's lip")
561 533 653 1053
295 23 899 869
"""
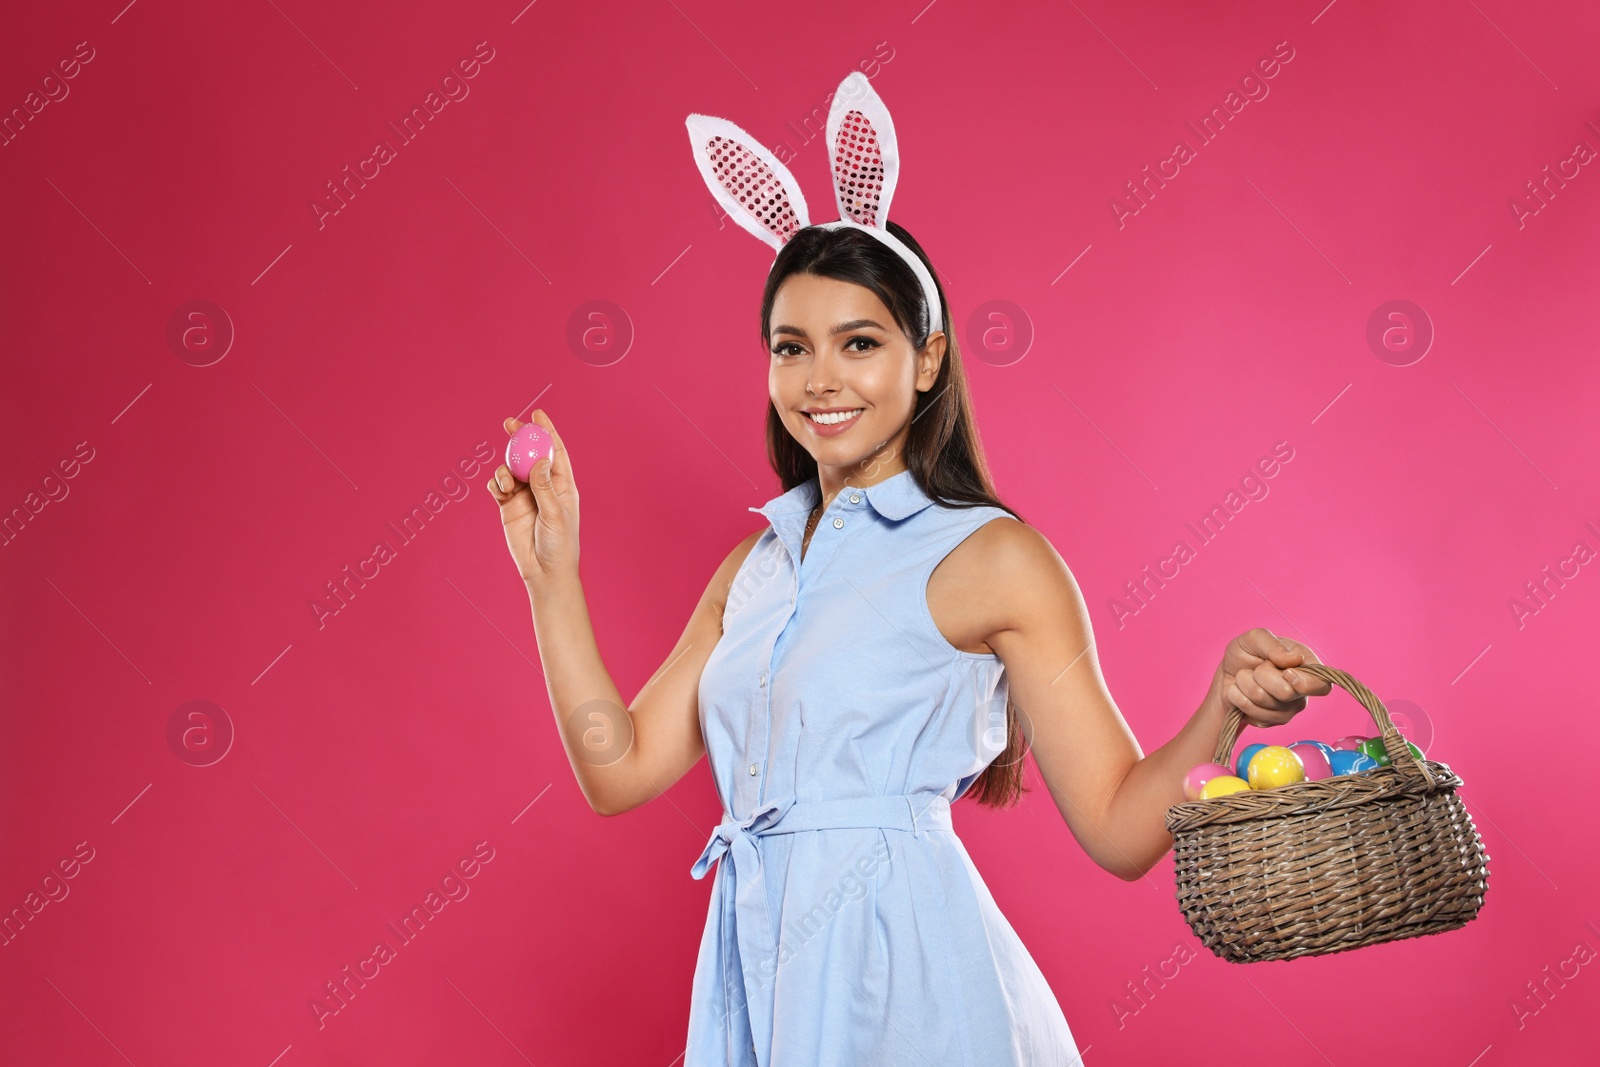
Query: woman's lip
801 407 864 437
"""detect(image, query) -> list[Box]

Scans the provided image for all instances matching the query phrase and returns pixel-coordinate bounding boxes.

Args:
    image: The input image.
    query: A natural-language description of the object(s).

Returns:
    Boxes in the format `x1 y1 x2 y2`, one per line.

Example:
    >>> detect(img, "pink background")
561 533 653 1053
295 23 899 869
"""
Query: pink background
3 0 1597 1064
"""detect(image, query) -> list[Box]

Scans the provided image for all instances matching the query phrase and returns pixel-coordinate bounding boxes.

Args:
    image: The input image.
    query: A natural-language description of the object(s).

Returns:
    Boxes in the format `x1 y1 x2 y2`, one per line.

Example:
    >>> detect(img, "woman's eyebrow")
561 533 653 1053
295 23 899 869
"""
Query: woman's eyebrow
771 318 887 338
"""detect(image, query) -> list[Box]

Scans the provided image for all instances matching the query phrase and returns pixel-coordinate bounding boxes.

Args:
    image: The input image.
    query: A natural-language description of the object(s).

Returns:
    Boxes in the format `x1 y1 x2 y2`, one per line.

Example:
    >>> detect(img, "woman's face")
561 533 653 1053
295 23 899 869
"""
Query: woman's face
767 272 945 478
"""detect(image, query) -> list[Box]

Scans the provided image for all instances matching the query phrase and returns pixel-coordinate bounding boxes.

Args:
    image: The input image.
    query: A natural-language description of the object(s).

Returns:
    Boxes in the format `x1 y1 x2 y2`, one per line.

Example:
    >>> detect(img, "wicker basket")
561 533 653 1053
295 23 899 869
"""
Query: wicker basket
1163 663 1489 963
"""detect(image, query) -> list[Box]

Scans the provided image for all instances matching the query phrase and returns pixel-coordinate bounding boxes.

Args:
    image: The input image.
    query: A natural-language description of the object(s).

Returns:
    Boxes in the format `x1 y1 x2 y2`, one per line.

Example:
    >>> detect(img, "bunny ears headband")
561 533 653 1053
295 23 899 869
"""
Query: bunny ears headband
685 72 944 334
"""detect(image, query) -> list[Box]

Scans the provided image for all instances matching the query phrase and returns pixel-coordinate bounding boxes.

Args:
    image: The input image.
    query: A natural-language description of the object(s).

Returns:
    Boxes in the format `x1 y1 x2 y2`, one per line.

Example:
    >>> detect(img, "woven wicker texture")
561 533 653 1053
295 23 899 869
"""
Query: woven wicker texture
1163 663 1489 963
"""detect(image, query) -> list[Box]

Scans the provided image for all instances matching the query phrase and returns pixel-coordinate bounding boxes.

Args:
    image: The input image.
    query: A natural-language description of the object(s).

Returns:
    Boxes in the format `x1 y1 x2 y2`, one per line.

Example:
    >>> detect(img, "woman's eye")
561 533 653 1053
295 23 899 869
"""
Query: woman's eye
770 337 878 356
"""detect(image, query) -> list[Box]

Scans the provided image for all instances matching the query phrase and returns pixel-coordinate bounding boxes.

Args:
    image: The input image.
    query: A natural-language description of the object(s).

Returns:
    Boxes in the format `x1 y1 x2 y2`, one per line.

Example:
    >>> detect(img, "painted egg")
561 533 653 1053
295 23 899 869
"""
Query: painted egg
1294 740 1337 760
505 422 554 482
1288 741 1333 781
1329 750 1379 775
1200 775 1252 799
1234 743 1268 781
1183 763 1236 801
1360 737 1425 766
1247 746 1307 790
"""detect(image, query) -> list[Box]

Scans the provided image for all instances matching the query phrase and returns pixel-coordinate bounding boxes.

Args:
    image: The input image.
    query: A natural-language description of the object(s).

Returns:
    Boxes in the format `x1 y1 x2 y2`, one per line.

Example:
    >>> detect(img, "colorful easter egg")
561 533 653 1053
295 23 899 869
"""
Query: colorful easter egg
1333 735 1368 751
1200 775 1252 799
1247 746 1307 790
1359 737 1425 766
1329 750 1378 775
1183 762 1236 802
505 422 554 482
1235 743 1268 781
1294 740 1337 760
1288 741 1333 781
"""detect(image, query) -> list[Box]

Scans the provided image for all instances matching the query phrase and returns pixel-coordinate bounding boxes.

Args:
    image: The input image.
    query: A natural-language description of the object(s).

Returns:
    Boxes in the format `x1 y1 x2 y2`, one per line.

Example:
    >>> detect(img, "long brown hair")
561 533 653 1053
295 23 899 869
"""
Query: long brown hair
757 221 1031 809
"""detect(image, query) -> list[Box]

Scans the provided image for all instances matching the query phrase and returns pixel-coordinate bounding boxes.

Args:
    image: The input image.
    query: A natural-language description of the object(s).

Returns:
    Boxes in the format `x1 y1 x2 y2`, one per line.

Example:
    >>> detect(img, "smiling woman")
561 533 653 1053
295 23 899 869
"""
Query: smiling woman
755 224 1013 609
487 70 1331 1067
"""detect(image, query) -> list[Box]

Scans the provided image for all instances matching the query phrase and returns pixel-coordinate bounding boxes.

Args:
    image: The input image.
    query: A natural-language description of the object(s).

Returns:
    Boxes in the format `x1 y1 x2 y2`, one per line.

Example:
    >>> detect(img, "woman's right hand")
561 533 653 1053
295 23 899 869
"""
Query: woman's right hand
488 409 579 587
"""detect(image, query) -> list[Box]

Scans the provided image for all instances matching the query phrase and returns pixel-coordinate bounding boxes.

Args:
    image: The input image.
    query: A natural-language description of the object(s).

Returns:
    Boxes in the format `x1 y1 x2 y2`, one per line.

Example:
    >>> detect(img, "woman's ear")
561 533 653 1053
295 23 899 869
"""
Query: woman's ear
915 330 947 391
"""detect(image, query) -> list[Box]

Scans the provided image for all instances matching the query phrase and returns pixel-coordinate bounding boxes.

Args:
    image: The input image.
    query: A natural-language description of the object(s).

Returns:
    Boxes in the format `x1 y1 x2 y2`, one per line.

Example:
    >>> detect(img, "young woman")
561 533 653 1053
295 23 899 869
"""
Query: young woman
487 217 1330 1063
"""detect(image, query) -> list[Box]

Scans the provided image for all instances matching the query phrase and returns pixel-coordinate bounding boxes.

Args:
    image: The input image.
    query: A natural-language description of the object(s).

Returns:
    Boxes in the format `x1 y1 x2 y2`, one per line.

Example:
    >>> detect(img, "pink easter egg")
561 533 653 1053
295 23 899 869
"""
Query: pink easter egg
1288 741 1333 781
1182 762 1235 802
1333 734 1369 752
505 422 553 482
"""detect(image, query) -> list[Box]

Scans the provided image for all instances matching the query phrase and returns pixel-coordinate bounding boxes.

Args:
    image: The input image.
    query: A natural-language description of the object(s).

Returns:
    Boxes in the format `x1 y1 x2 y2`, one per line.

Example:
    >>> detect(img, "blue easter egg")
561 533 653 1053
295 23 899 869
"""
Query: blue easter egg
1329 750 1379 776
1235 743 1268 780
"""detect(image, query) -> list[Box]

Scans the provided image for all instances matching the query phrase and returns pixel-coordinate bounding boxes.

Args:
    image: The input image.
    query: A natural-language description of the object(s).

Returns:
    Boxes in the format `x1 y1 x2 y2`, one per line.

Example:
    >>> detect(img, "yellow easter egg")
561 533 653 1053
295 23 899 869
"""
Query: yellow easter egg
1247 745 1307 789
1199 774 1251 799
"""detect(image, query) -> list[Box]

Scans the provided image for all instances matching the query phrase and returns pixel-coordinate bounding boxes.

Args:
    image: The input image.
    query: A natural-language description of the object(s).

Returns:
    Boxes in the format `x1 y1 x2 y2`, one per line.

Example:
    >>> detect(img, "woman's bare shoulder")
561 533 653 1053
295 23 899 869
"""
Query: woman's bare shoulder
941 515 1081 621
704 528 770 612
727 527 767 566
954 513 1063 570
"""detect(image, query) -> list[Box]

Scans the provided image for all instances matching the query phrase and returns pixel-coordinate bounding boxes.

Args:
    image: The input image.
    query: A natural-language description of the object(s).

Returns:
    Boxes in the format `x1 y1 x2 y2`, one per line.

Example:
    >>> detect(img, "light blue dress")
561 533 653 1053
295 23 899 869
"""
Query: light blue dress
686 468 1083 1066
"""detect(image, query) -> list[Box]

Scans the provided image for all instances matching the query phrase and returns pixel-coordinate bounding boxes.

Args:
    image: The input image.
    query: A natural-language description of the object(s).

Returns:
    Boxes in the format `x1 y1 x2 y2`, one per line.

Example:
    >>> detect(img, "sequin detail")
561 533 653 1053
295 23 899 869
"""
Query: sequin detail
706 135 803 245
833 110 884 226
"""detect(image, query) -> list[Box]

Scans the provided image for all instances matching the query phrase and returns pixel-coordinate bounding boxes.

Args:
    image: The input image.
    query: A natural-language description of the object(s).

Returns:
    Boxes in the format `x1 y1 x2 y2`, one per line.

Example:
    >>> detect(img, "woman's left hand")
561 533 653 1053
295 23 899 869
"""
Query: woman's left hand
1214 628 1333 728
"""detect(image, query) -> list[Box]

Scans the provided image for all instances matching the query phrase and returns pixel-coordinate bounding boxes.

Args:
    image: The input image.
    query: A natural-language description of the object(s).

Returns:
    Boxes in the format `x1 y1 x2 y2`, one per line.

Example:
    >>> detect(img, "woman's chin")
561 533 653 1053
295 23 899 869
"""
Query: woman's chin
787 416 895 472
807 446 882 473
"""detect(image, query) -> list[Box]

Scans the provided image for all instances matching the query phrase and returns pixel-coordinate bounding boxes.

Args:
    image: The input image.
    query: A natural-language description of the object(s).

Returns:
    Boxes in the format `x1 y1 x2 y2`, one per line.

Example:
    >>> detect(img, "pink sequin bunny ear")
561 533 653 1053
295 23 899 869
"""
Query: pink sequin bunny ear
825 72 901 228
685 113 811 252
685 74 945 333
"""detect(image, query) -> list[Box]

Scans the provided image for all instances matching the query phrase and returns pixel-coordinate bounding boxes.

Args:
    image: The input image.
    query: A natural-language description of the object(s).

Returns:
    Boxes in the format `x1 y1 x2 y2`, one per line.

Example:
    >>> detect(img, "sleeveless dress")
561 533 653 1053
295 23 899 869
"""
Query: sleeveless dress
685 468 1083 1066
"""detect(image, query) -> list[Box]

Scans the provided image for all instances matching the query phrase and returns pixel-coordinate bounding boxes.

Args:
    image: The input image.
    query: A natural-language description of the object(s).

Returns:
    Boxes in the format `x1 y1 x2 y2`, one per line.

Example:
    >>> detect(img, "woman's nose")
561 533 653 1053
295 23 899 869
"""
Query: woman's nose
806 350 842 395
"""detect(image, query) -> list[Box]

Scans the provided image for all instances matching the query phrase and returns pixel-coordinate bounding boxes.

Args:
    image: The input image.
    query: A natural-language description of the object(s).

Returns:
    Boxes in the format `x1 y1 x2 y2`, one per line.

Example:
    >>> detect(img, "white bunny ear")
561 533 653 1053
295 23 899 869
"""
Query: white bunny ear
685 113 810 251
826 72 901 228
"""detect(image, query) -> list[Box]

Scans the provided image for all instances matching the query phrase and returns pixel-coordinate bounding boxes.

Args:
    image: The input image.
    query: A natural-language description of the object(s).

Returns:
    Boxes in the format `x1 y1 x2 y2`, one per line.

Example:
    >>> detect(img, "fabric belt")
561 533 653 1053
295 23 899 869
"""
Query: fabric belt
689 793 953 1067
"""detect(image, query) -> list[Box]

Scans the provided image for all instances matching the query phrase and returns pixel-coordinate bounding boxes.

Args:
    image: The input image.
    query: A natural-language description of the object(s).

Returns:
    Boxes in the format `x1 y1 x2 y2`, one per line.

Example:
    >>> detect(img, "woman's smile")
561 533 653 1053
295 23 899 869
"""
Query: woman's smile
802 406 866 435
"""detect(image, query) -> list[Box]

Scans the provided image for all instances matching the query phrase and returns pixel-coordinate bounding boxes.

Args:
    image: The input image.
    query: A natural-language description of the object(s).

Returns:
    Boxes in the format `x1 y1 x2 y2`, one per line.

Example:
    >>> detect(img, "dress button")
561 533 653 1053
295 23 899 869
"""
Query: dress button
758 673 767 688
832 517 844 529
848 493 861 504
749 763 758 776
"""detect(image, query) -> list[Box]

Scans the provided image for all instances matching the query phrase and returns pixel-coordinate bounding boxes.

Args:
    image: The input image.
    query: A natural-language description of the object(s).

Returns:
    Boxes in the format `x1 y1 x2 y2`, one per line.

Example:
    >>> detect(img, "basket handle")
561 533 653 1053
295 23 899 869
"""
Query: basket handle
1212 663 1437 788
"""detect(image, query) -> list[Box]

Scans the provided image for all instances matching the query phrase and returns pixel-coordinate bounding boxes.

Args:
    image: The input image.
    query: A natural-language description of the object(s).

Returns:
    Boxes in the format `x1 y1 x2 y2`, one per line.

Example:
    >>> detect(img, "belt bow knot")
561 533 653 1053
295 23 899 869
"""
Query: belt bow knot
690 795 796 881
686 793 954 1067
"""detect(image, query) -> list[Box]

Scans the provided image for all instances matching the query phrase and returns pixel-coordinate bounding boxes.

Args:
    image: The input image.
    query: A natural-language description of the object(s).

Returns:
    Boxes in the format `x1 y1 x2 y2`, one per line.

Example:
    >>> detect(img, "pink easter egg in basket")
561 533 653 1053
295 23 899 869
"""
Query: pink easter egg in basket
1182 762 1236 802
505 422 553 482
1332 734 1369 752
1288 741 1333 781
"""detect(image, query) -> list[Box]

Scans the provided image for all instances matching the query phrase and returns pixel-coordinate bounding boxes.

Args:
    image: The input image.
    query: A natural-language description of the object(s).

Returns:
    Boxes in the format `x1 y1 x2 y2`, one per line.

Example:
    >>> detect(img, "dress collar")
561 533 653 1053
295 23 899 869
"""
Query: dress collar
748 468 937 525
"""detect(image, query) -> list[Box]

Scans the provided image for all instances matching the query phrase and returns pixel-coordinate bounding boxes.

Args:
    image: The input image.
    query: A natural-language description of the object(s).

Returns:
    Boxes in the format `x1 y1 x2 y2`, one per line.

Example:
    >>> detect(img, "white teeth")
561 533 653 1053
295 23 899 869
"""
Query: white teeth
808 409 862 426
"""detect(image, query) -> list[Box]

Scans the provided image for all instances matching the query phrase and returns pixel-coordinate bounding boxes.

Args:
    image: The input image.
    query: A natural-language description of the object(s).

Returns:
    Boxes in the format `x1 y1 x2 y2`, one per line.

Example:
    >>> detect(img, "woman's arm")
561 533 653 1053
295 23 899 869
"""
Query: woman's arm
489 411 761 817
930 518 1329 880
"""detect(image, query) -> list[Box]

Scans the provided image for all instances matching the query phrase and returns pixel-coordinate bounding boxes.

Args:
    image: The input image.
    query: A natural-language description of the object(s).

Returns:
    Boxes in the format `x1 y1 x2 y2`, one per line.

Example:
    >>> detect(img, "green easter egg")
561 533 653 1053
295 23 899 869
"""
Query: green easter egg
1360 737 1425 766
1358 737 1387 764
